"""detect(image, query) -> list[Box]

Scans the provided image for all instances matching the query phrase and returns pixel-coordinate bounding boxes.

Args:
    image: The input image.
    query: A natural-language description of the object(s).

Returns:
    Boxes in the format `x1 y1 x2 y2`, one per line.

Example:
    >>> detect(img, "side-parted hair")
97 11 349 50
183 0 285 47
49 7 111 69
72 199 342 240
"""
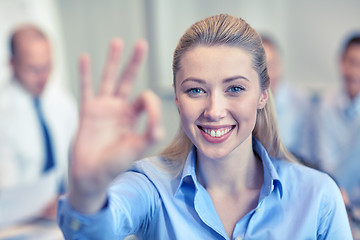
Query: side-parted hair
161 14 296 174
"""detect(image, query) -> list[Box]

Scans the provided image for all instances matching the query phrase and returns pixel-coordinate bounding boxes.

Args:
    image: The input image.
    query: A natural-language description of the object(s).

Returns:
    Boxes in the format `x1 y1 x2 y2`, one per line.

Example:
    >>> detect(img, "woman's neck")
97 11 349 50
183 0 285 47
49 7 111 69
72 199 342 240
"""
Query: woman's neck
196 137 264 194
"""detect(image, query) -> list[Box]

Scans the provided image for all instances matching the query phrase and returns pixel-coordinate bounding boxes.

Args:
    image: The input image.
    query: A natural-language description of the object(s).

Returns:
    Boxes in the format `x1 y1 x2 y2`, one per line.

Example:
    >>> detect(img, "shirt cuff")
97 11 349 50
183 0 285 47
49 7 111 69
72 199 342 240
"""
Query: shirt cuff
57 195 115 239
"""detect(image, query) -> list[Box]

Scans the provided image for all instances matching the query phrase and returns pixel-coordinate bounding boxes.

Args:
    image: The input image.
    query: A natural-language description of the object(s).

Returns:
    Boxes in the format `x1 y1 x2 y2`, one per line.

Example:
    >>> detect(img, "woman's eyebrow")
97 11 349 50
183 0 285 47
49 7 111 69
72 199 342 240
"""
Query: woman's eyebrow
180 78 206 86
180 75 249 86
223 75 249 83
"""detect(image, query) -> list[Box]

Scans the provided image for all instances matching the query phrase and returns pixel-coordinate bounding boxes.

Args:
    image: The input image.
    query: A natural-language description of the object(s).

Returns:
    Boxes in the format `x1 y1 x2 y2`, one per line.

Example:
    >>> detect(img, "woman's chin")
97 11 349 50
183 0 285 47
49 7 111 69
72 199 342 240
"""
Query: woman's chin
197 147 230 161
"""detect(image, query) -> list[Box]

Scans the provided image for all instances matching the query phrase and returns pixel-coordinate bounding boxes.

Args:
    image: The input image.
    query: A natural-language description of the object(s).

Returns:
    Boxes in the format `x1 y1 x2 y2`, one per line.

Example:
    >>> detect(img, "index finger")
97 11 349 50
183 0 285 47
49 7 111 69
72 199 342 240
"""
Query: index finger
115 39 148 99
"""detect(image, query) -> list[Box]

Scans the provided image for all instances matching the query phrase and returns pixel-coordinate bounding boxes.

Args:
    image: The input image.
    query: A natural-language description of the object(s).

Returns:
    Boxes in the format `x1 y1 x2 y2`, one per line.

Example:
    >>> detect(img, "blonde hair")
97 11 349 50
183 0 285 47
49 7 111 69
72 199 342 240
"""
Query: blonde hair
161 14 296 173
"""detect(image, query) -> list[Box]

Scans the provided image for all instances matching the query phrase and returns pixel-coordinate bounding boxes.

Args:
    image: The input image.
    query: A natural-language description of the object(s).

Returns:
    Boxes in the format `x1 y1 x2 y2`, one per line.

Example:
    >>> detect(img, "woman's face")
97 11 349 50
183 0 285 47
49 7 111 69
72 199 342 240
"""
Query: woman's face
175 45 268 160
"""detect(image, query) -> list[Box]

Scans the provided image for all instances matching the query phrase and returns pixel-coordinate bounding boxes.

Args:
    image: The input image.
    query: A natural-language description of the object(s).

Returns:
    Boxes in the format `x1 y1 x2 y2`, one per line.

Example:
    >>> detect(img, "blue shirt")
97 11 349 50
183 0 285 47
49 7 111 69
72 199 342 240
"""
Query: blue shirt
274 81 310 159
307 89 360 185
309 89 360 174
58 139 352 239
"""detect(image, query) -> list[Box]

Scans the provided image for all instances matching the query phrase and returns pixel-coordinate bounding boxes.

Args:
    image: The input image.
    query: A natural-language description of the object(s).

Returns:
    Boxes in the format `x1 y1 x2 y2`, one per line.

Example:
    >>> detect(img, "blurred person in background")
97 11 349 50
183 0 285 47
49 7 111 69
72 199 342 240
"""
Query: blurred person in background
261 35 311 164
0 24 78 227
310 33 360 235
311 33 360 182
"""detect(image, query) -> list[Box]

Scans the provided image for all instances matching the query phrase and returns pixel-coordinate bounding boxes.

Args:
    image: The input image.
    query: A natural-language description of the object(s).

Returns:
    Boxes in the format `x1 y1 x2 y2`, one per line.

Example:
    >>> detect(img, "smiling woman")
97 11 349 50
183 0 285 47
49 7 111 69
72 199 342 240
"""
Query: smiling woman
57 14 352 239
163 16 291 169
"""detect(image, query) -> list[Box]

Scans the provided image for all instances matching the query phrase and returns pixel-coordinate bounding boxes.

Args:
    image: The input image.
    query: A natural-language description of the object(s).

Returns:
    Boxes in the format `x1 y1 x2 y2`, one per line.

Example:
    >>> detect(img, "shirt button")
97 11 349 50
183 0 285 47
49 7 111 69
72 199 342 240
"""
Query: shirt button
70 219 81 231
235 237 242 240
124 235 138 240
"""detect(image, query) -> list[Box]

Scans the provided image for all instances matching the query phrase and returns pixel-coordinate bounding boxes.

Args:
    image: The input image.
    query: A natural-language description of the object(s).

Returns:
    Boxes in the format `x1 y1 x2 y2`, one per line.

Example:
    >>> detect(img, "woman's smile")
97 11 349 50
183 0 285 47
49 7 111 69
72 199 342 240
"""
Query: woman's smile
198 125 235 143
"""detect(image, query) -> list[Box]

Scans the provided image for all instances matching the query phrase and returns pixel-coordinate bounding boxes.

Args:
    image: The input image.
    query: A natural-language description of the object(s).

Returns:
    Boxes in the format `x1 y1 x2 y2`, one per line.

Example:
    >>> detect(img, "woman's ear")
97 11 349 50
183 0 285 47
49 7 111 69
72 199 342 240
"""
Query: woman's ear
257 90 269 109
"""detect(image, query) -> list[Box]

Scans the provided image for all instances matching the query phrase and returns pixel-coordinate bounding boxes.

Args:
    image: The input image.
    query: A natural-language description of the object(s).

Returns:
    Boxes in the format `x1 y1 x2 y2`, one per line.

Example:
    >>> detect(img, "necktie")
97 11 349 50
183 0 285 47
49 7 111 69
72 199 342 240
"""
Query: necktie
34 97 55 172
345 104 357 122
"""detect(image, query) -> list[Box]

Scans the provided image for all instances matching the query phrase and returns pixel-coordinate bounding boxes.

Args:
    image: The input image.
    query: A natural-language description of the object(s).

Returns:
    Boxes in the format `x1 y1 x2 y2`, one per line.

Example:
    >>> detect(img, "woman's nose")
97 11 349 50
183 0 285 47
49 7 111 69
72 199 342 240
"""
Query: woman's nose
203 93 227 121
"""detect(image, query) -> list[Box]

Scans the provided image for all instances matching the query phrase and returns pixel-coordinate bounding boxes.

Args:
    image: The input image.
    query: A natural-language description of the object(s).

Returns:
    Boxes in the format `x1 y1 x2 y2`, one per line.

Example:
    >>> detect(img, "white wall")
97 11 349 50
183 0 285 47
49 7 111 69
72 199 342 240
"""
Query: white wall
57 0 149 98
286 0 360 91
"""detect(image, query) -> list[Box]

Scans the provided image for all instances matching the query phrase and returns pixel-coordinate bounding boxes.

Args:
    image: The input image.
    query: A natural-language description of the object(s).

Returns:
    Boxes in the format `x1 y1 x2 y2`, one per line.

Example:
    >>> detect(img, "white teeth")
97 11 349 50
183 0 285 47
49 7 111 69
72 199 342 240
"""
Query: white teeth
215 130 221 137
203 127 232 138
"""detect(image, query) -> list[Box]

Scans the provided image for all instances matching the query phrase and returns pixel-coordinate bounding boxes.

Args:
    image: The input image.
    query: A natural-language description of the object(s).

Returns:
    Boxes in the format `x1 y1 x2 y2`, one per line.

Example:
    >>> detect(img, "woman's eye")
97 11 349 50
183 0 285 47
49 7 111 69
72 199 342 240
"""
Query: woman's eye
227 86 245 93
186 88 204 95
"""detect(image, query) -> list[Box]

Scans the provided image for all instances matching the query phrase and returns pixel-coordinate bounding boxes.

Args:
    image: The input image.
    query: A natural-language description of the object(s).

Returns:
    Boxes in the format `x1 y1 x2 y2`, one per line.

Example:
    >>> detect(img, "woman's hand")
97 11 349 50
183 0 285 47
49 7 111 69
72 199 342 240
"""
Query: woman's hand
69 39 164 214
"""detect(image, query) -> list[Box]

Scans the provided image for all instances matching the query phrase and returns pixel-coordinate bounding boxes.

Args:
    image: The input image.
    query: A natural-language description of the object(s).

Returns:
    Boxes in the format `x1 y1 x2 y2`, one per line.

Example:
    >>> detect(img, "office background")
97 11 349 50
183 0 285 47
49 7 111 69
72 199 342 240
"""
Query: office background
1 0 359 153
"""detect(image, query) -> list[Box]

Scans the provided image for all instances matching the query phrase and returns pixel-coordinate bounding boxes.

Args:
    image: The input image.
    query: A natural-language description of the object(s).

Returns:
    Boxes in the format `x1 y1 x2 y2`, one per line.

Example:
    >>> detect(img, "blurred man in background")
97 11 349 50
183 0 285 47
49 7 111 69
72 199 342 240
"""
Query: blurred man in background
310 34 360 235
311 34 360 178
262 33 360 237
0 24 78 228
261 35 310 163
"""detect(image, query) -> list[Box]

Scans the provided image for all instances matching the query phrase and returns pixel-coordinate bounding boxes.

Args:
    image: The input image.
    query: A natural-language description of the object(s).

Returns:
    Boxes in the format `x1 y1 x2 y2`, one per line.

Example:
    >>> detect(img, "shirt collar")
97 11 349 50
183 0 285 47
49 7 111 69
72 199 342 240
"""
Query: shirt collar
174 138 283 199
337 88 360 108
174 147 198 197
10 77 41 101
348 92 360 117
335 88 360 120
253 138 283 200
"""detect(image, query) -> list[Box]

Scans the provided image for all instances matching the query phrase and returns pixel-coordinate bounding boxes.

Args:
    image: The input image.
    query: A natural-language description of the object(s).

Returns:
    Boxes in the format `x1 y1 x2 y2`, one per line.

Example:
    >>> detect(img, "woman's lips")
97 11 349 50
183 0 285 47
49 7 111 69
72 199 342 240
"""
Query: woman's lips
198 125 235 143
